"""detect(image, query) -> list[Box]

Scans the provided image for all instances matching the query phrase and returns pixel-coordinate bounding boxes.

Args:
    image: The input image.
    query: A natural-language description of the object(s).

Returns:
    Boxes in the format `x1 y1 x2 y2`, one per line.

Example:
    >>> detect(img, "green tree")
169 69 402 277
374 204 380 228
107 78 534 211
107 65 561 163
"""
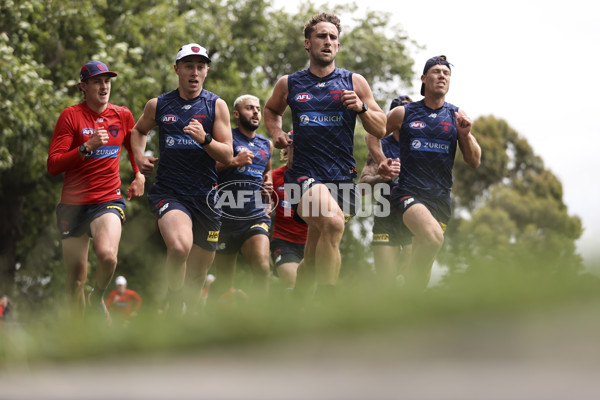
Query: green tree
440 116 583 277
1 0 416 303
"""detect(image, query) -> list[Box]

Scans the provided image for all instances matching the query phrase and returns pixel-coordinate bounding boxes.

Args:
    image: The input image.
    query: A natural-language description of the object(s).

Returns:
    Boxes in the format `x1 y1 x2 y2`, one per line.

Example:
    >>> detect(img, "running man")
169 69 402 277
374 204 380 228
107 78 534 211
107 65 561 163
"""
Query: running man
212 94 273 302
371 55 481 289
130 43 233 316
47 60 144 318
264 12 387 300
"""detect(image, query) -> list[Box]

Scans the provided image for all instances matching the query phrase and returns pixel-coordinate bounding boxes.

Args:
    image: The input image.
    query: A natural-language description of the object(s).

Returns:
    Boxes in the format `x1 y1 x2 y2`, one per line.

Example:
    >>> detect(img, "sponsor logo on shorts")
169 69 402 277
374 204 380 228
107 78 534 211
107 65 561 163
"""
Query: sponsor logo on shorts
373 233 390 243
107 205 125 220
158 202 169 215
250 222 269 233
402 197 415 209
207 230 220 242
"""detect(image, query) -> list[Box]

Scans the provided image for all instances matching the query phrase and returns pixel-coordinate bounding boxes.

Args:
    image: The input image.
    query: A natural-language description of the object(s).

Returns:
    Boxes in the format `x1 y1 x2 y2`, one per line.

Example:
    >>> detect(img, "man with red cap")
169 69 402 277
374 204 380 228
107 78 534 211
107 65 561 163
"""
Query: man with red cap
47 60 144 319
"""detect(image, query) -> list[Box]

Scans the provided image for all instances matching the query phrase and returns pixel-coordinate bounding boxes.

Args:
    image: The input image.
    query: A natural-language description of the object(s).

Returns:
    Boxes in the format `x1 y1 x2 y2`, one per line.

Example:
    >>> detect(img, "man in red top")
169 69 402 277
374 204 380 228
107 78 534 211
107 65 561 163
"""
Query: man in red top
270 136 308 289
105 276 142 320
47 60 144 318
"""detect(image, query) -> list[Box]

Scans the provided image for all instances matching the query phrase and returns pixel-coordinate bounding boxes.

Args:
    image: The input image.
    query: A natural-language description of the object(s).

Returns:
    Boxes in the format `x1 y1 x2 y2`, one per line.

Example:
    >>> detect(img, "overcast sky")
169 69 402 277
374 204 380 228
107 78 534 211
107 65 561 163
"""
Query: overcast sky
272 0 600 266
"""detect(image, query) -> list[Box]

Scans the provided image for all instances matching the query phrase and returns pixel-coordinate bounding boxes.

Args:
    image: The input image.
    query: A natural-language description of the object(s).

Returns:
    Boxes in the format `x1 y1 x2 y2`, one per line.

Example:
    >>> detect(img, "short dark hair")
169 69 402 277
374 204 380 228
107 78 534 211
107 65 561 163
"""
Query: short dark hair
304 13 341 39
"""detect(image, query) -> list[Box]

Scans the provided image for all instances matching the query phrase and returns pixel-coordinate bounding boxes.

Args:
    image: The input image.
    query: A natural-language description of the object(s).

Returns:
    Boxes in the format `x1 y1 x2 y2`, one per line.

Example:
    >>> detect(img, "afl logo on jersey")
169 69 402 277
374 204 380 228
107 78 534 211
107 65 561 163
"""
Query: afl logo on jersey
296 93 312 102
236 146 249 153
410 121 426 129
162 115 178 123
81 128 94 137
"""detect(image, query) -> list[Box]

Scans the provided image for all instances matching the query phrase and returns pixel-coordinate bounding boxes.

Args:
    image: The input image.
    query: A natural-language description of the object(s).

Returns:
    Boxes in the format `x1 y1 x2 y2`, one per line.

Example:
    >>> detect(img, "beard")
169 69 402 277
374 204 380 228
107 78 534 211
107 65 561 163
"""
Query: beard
239 114 260 131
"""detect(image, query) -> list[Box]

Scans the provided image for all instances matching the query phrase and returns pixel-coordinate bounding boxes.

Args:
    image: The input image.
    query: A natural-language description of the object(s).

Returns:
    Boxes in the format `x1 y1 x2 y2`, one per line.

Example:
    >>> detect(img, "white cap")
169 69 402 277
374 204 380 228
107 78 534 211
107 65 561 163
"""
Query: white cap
115 276 127 286
175 43 211 63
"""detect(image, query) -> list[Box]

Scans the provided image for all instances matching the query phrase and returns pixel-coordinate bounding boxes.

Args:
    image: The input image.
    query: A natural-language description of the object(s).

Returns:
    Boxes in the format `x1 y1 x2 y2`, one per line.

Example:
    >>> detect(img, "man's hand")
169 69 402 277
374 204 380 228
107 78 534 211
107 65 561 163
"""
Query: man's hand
233 149 254 167
341 90 363 113
377 158 401 181
455 109 473 139
136 155 158 176
127 172 146 200
183 118 208 144
273 132 292 149
85 126 110 152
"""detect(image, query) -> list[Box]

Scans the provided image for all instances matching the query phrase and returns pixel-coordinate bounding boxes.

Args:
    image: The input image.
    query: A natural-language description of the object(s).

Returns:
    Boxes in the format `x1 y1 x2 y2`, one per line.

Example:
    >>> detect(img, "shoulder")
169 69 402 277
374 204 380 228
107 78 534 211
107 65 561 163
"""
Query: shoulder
445 102 459 112
109 104 133 117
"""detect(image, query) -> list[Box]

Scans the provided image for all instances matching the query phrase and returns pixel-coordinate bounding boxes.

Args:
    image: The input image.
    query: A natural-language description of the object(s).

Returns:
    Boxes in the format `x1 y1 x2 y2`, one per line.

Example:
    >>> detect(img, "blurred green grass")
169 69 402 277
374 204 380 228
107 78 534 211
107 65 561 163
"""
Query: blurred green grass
2 259 600 367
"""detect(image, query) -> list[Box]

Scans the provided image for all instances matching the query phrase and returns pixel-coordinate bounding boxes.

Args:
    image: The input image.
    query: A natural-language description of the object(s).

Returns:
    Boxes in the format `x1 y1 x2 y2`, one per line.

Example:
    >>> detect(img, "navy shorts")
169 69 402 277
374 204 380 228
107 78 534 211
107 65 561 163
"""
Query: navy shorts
372 210 412 247
390 187 451 232
270 237 305 267
283 169 357 224
56 198 126 240
216 215 271 255
148 185 222 251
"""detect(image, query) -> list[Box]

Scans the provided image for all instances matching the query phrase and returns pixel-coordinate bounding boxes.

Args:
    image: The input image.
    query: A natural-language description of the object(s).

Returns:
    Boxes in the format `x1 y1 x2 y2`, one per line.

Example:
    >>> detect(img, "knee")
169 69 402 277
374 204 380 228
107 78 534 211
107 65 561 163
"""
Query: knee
95 248 118 268
320 214 345 238
167 241 191 262
251 256 271 277
420 228 444 250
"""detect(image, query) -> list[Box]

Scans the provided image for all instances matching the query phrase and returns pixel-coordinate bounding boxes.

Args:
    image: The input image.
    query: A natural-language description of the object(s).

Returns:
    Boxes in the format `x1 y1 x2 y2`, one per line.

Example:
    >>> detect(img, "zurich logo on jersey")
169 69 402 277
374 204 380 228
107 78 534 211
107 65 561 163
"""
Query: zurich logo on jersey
296 93 312 102
162 115 178 123
410 121 425 129
411 139 422 149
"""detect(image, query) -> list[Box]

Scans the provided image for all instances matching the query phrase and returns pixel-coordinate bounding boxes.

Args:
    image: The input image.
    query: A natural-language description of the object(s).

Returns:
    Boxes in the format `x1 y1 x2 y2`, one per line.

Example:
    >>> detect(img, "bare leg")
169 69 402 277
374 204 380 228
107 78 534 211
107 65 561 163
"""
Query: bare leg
297 184 345 287
276 262 300 289
240 234 271 298
185 245 215 314
89 213 122 298
62 235 90 316
402 204 444 289
157 210 193 315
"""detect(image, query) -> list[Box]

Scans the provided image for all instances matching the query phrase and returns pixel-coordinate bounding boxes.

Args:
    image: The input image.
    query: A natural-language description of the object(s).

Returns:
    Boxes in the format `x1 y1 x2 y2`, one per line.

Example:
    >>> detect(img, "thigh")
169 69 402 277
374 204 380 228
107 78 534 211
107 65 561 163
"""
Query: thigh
402 203 443 238
298 183 344 230
90 212 123 254
158 209 194 251
241 233 270 263
62 235 90 275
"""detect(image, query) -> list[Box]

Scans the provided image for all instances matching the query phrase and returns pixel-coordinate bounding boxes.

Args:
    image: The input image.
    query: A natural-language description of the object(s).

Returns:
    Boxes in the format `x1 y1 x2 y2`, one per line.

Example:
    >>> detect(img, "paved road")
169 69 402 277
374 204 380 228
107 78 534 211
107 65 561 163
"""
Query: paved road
2 307 600 399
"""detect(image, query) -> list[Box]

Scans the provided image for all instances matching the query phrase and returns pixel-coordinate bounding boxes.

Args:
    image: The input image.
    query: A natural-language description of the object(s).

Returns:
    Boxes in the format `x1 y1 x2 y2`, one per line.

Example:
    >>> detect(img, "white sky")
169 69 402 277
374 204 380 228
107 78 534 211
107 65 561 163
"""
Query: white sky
272 0 600 265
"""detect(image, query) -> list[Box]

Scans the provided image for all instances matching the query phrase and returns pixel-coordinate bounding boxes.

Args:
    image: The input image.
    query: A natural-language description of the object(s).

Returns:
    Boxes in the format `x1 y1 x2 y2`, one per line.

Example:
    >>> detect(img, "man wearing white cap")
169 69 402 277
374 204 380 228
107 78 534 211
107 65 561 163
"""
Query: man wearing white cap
105 275 142 320
47 60 145 319
130 43 233 316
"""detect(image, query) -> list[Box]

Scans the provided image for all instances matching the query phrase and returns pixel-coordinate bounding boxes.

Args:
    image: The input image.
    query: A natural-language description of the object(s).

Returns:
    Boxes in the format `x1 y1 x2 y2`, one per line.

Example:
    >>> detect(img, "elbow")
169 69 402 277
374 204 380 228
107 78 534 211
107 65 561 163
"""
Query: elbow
47 160 60 176
371 127 386 139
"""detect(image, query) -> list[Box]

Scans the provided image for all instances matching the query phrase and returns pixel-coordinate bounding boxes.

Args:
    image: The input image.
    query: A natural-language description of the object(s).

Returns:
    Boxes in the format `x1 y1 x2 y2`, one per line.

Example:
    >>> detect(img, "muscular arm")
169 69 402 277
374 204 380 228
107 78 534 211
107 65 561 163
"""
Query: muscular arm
202 98 233 165
358 151 385 186
348 74 386 138
264 76 293 149
130 98 159 176
456 109 481 169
